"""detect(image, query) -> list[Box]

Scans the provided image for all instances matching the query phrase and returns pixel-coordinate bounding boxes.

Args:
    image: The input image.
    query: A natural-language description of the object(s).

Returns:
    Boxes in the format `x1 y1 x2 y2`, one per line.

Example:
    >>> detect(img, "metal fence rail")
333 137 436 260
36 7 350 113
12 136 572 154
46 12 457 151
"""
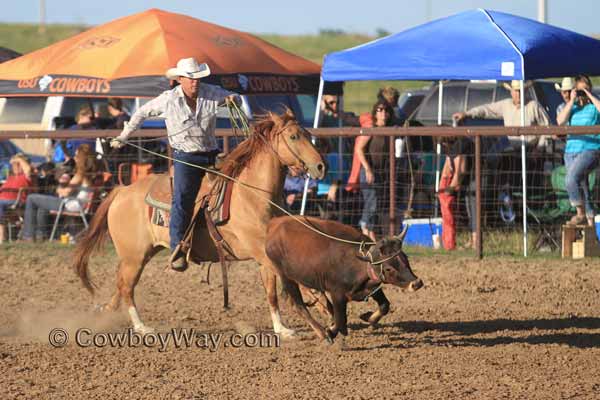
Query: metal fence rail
1 126 598 257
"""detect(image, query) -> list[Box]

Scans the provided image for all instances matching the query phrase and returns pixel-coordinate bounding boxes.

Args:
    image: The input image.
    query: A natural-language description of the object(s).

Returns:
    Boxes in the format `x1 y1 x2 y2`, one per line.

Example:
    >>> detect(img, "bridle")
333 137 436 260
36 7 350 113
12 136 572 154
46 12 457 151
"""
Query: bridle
358 244 404 302
261 120 314 175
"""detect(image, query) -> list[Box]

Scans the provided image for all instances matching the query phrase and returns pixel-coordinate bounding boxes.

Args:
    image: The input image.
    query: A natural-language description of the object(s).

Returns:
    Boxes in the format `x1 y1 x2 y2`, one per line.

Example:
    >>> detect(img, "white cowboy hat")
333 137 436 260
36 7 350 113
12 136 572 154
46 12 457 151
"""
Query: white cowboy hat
555 77 574 92
165 57 211 80
502 80 533 91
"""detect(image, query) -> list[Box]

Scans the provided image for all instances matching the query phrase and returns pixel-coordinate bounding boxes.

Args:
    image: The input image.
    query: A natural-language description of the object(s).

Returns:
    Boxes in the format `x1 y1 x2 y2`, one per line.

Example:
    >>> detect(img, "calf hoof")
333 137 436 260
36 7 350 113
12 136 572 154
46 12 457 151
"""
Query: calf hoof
359 311 373 323
325 327 338 340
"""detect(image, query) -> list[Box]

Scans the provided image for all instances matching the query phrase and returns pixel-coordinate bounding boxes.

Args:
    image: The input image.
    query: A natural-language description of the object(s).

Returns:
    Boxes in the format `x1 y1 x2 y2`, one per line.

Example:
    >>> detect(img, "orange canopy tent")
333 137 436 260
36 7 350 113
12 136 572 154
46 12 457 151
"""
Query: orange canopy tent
0 8 322 97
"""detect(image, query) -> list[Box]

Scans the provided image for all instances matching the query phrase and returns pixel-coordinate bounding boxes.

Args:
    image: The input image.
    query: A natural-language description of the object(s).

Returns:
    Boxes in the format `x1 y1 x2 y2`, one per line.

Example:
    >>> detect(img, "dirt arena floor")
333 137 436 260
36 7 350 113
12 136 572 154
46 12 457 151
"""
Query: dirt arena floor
1 243 600 399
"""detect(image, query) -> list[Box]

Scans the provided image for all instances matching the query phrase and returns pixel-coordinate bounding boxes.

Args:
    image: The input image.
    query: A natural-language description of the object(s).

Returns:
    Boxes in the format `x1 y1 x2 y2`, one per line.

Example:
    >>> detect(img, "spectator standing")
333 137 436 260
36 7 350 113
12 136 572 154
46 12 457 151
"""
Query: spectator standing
453 80 550 151
557 74 600 226
437 136 473 250
555 77 574 118
377 86 404 125
348 100 393 241
107 98 131 129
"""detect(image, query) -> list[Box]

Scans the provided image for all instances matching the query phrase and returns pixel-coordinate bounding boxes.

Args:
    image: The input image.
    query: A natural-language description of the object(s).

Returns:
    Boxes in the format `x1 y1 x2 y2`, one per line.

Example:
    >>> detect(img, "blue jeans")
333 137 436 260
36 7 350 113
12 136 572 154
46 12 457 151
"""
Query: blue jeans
170 150 217 251
359 168 377 231
564 150 599 218
22 194 63 239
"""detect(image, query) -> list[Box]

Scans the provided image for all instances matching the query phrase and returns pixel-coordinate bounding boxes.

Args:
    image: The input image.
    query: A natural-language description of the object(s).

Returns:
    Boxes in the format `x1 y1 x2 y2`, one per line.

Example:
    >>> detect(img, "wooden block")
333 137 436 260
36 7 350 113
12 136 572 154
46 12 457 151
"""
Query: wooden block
573 241 585 259
563 225 600 259
562 225 576 258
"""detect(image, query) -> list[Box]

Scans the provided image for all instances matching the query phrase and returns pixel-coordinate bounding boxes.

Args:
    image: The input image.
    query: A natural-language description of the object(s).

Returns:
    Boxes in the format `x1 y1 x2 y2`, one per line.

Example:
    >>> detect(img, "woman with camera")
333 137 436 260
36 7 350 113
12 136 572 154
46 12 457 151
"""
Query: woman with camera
557 74 600 226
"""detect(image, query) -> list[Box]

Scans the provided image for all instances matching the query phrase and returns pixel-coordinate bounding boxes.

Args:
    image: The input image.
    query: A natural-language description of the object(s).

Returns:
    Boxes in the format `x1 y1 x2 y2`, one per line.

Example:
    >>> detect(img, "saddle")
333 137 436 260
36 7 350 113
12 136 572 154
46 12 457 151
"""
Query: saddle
144 174 233 226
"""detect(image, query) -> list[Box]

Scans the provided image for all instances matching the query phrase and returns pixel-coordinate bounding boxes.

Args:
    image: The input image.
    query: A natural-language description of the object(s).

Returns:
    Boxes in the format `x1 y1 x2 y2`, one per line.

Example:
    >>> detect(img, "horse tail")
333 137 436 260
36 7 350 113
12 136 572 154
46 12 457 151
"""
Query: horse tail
73 186 121 295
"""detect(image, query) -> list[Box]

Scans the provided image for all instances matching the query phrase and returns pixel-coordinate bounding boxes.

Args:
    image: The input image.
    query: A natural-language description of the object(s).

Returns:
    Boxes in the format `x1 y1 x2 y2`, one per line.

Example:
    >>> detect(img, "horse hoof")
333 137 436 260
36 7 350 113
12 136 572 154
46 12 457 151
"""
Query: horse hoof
134 325 155 335
275 327 296 339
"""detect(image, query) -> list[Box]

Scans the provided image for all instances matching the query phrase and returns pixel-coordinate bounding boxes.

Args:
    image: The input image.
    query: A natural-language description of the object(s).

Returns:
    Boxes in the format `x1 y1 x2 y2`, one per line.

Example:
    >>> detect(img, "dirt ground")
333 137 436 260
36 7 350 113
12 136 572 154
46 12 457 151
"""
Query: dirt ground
1 243 600 399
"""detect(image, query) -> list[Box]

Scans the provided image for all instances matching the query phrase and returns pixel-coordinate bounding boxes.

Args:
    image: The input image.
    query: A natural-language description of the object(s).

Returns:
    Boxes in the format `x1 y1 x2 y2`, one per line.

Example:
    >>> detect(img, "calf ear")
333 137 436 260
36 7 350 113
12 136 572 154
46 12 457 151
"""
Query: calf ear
355 244 380 262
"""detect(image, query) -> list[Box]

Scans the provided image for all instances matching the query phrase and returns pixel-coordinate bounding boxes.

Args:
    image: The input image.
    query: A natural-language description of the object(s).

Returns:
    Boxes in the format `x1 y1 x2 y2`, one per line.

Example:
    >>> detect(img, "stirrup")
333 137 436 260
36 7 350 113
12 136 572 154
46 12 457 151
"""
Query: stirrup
170 257 188 272
169 243 188 272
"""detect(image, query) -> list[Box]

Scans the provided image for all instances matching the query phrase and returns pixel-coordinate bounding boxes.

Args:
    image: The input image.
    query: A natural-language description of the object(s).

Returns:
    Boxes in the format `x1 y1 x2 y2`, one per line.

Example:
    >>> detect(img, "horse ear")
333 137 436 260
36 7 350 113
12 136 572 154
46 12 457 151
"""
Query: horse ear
270 111 283 127
284 107 295 119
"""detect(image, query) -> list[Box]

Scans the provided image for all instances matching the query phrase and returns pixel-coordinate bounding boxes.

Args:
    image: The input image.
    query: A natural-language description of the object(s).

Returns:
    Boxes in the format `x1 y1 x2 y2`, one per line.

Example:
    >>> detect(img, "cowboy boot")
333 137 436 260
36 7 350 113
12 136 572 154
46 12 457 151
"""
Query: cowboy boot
169 243 188 272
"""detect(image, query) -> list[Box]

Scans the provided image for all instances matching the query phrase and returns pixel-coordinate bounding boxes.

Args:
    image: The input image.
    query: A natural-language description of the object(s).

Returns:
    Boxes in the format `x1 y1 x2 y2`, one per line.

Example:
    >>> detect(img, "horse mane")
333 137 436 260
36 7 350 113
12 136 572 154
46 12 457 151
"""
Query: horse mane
218 109 297 179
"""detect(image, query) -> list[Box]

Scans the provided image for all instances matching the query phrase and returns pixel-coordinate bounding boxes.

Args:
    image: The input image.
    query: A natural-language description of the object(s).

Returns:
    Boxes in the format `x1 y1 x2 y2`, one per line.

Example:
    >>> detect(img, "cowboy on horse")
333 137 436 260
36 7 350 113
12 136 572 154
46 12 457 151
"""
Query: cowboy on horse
110 57 240 271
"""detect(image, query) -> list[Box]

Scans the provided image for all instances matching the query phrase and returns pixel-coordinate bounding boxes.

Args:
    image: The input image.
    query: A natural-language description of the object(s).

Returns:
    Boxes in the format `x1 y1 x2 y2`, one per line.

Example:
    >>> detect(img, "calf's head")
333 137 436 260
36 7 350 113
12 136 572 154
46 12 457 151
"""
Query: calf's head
357 227 423 292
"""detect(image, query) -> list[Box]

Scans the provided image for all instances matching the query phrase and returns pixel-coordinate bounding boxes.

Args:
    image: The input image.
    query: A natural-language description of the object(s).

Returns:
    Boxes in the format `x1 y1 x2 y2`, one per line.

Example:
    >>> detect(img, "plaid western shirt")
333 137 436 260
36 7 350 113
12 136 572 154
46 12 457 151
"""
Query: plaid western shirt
119 84 236 152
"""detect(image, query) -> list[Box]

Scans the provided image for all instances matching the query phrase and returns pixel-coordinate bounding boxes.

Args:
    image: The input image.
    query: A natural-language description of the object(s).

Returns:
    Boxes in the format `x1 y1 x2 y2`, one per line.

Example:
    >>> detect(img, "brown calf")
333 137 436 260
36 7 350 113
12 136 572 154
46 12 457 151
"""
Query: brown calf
265 216 423 344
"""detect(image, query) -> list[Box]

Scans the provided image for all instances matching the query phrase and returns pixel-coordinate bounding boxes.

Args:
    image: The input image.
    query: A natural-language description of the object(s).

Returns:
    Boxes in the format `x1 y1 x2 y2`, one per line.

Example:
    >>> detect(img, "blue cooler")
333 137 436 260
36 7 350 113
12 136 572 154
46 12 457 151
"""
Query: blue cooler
595 216 600 241
402 218 442 247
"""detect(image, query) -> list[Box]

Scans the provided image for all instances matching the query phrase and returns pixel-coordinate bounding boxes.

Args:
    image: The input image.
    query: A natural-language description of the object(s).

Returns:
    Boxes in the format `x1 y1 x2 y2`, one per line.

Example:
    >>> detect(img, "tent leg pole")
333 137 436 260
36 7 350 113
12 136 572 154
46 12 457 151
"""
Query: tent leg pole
301 77 325 216
520 81 528 257
434 80 444 242
475 134 482 259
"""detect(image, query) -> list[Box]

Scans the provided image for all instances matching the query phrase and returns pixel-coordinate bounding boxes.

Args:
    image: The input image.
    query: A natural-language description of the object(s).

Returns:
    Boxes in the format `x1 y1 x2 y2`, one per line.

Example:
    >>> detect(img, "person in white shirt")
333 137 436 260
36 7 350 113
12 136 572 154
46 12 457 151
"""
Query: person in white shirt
111 57 239 271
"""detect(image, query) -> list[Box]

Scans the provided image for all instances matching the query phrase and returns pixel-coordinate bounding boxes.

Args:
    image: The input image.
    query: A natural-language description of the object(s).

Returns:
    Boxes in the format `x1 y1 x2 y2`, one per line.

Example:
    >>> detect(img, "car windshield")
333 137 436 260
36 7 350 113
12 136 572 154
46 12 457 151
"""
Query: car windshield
245 94 316 126
0 97 46 124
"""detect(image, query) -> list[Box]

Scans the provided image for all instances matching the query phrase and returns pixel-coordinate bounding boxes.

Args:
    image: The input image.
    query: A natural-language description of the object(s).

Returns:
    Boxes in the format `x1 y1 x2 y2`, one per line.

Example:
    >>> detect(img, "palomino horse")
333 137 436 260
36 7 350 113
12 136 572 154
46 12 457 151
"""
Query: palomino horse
73 110 326 336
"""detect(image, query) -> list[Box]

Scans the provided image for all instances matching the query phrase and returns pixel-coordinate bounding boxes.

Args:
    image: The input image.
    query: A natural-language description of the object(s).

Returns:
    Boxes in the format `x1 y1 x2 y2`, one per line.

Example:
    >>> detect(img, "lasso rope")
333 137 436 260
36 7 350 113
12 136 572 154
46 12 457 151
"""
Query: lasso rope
124 138 376 247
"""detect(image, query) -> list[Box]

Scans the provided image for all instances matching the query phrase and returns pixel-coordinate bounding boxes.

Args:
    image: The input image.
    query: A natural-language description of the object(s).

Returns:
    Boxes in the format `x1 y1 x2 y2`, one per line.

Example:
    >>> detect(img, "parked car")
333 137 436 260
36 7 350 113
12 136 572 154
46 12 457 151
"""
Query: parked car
396 88 428 124
0 93 318 158
406 80 563 151
398 80 565 224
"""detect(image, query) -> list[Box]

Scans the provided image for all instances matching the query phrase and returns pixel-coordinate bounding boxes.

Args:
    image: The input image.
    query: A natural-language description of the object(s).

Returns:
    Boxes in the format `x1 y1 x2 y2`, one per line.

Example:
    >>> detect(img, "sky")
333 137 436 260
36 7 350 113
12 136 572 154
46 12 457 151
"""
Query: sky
3 0 599 36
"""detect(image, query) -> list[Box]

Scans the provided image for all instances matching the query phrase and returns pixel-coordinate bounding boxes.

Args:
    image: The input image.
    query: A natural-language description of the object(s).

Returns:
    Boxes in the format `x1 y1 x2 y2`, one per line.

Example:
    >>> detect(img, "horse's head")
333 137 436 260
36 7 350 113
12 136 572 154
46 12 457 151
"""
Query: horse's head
268 109 326 179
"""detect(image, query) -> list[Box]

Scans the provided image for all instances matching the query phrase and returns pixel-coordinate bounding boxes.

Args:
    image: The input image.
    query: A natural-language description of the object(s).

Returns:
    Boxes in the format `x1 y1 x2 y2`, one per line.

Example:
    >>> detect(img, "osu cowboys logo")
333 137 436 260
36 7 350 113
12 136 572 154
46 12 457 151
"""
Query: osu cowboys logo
237 74 249 91
79 36 121 49
39 75 53 91
212 35 243 48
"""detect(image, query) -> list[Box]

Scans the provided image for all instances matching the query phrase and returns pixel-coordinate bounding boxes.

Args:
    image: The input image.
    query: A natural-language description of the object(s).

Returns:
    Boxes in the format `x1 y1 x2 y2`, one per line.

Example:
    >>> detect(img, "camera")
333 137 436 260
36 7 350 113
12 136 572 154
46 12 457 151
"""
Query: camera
576 89 588 98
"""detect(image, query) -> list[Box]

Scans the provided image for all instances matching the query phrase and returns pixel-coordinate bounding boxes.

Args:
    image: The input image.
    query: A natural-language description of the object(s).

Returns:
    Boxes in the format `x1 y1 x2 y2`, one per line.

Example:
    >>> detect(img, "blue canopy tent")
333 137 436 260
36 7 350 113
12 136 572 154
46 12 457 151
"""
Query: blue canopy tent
307 8 600 256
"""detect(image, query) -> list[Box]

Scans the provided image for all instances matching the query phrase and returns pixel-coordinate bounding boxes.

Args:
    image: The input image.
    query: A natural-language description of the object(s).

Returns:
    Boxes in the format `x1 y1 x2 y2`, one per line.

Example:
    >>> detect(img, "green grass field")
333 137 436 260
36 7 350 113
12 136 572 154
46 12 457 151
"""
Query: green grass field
0 24 425 114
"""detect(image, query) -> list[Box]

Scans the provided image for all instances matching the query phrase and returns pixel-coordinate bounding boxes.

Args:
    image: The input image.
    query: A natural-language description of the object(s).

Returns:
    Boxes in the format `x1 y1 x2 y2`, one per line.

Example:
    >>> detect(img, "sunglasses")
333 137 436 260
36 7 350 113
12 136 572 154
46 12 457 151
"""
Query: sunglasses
376 107 387 112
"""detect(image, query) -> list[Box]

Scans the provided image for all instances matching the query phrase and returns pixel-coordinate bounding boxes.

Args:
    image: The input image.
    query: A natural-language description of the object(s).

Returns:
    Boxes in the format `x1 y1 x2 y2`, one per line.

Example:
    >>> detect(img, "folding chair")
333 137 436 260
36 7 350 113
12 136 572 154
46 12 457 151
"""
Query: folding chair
3 187 28 241
47 170 113 241
516 165 596 252
48 189 96 241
